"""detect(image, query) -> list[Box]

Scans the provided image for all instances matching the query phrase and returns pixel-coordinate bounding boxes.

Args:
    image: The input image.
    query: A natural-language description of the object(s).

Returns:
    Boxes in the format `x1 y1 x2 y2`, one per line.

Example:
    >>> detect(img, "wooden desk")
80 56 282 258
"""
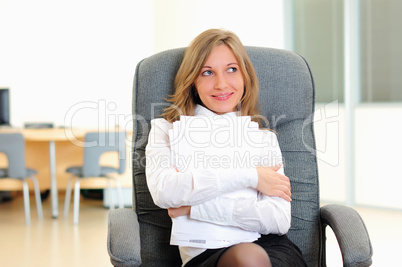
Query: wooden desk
0 128 132 218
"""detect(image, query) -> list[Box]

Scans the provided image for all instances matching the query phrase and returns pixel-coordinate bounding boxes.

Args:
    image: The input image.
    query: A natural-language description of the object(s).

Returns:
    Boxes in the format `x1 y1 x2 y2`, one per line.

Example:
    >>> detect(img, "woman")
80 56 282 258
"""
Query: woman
146 29 306 267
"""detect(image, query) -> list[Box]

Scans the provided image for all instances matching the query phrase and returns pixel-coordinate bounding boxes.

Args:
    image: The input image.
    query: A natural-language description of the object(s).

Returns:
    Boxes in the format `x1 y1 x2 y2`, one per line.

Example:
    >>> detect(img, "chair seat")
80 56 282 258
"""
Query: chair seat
1 132 43 225
66 166 119 177
0 168 38 179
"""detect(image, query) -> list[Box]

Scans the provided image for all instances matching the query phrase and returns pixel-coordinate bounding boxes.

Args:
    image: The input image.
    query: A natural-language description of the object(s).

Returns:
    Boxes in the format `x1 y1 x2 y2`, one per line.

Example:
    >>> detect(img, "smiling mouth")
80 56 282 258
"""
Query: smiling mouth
212 92 234 100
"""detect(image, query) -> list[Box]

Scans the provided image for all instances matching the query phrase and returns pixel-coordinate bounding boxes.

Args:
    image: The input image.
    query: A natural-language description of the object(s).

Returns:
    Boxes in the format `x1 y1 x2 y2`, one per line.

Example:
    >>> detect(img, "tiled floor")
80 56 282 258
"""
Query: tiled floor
0 192 113 267
1 192 401 266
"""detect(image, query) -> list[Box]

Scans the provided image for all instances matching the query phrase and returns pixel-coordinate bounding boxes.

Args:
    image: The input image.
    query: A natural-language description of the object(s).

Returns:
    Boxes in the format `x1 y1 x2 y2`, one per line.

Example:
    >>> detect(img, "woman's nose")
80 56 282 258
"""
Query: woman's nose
214 73 228 89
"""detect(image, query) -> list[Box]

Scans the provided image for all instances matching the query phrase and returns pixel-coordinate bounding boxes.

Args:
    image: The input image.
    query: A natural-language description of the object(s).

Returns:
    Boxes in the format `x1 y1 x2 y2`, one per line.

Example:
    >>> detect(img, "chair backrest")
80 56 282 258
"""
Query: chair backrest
82 131 126 177
132 47 320 266
0 133 28 178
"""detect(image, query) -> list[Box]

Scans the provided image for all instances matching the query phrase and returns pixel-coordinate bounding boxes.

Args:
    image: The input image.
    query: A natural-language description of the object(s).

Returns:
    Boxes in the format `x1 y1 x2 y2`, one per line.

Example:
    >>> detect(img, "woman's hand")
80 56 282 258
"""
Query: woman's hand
168 206 191 218
256 164 292 202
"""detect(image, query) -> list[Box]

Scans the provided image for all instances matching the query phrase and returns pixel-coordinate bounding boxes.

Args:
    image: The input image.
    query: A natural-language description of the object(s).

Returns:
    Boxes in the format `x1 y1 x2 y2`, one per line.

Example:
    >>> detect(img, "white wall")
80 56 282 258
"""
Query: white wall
0 0 154 129
153 0 285 53
2 1 400 210
316 103 402 210
0 0 284 129
354 104 402 210
314 102 347 203
0 0 286 195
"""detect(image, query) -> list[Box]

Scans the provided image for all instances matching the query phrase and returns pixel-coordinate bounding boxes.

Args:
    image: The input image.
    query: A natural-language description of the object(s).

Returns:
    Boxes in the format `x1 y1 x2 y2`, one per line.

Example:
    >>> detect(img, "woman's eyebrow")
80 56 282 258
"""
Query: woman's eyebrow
202 63 238 69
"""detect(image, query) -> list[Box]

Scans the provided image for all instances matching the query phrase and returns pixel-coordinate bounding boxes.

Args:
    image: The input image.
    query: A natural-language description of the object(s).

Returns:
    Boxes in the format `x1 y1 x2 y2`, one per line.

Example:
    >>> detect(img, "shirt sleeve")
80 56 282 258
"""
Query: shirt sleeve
189 190 291 235
189 131 291 235
145 118 259 209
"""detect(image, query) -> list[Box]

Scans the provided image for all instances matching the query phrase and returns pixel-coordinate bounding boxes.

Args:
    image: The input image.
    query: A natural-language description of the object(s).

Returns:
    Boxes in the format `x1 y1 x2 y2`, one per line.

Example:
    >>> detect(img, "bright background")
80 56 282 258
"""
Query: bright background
1 0 401 215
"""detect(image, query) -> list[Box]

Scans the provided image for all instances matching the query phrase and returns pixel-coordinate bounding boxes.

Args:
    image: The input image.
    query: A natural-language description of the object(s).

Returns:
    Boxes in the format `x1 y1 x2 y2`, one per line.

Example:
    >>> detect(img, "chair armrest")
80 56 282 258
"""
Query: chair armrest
320 204 373 267
107 209 141 267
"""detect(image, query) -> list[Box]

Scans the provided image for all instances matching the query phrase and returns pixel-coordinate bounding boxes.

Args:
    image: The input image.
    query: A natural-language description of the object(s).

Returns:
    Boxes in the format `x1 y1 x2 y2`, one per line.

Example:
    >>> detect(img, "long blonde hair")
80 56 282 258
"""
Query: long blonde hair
162 29 261 123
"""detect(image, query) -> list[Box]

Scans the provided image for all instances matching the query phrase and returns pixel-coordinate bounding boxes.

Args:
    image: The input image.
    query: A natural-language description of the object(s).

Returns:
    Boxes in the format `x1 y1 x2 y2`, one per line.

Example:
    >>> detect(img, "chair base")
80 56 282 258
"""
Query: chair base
64 175 124 225
21 176 43 225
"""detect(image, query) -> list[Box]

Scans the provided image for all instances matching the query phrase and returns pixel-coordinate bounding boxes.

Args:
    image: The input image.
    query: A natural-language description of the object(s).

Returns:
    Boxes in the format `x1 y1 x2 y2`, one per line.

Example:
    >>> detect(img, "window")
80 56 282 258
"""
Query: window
287 0 402 103
360 0 402 102
287 0 344 103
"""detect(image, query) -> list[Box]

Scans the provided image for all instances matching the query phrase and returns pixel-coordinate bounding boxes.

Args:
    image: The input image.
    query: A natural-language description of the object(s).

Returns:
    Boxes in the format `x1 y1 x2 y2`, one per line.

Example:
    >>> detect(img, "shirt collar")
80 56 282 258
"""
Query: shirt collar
194 104 239 118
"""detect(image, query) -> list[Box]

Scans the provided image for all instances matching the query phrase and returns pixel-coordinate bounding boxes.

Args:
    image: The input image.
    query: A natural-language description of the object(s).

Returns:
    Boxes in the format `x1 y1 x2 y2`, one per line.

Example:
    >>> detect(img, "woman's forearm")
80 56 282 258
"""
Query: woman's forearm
189 194 291 235
146 165 258 208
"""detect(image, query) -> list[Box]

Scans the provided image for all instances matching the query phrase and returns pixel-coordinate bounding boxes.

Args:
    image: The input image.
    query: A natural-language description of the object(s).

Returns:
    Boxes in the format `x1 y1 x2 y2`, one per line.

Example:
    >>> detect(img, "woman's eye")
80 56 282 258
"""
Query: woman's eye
202 70 213 76
228 67 237 73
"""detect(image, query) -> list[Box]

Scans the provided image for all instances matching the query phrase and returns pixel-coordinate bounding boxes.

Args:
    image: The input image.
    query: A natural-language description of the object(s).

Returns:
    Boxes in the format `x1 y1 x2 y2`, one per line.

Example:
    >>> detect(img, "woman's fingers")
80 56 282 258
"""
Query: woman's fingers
168 206 191 218
256 165 292 202
273 189 292 202
267 164 282 172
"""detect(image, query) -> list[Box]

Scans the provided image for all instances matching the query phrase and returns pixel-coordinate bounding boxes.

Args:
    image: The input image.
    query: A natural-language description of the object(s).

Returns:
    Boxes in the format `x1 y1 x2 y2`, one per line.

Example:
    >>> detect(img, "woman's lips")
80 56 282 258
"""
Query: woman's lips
212 92 234 101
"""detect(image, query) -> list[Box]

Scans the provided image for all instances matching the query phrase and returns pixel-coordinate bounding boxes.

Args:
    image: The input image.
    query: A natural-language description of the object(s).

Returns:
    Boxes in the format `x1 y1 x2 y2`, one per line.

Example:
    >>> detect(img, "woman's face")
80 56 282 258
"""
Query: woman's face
194 44 244 115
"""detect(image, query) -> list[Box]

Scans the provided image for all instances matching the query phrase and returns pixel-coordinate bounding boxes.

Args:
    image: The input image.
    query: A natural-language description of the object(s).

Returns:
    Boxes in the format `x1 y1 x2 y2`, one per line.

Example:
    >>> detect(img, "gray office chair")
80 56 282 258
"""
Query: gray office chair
107 47 373 266
64 131 126 225
0 133 43 225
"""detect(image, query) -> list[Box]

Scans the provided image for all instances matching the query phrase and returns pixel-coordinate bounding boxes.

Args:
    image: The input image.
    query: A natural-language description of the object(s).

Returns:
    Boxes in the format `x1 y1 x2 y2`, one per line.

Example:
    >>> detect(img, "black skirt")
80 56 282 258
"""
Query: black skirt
184 234 307 267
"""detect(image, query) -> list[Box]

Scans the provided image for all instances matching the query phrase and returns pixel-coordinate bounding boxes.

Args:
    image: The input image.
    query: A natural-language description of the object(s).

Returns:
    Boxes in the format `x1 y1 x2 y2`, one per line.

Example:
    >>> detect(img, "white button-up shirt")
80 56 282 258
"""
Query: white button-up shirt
145 105 291 265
